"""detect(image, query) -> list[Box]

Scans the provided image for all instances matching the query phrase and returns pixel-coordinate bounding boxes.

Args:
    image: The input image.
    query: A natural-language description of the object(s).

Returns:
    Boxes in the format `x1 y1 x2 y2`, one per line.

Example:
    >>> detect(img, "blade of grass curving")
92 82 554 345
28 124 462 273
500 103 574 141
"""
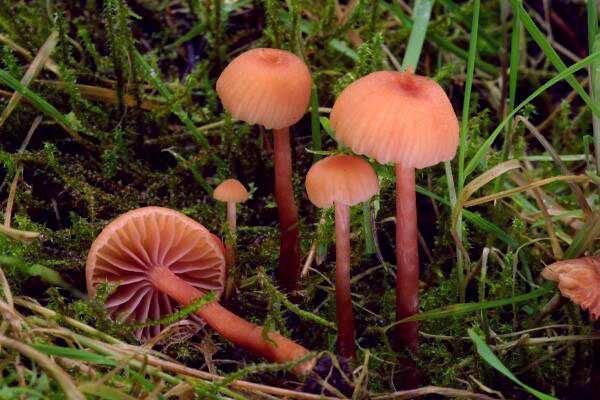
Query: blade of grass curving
416 185 519 248
384 2 498 75
495 8 521 192
588 1 599 172
30 343 117 366
465 50 600 178
401 0 434 69
468 329 557 400
592 35 600 173
464 175 589 208
454 0 480 300
0 69 78 133
385 282 552 330
457 0 480 190
0 31 58 128
509 0 600 118
0 335 85 400
564 212 600 259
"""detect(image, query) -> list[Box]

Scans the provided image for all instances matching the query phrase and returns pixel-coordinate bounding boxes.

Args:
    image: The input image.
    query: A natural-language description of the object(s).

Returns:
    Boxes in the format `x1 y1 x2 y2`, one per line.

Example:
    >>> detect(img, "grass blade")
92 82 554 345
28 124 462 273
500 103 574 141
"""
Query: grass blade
468 328 557 400
30 343 117 366
464 50 600 178
402 0 434 69
509 0 600 118
386 283 552 329
416 185 519 248
0 69 77 132
0 31 58 128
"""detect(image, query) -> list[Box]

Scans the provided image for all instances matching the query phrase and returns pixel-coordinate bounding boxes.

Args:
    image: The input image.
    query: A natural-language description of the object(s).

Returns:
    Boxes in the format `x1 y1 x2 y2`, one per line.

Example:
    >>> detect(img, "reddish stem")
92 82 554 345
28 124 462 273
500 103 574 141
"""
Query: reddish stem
149 266 315 375
273 127 301 291
335 203 356 359
224 201 237 299
395 164 419 350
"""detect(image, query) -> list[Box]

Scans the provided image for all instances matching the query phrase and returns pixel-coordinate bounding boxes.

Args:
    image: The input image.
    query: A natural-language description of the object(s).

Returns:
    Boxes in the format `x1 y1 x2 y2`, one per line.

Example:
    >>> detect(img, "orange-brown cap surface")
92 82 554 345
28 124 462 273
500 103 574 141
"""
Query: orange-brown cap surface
86 207 226 339
542 256 600 319
213 179 249 203
305 154 379 208
216 48 312 129
330 70 459 168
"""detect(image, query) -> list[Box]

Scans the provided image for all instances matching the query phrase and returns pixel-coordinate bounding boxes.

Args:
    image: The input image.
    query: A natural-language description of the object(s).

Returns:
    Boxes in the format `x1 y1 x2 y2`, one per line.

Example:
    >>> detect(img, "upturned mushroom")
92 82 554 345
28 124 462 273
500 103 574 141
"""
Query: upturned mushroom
216 48 312 292
86 206 315 375
542 256 600 318
213 179 249 298
305 155 379 359
330 70 459 349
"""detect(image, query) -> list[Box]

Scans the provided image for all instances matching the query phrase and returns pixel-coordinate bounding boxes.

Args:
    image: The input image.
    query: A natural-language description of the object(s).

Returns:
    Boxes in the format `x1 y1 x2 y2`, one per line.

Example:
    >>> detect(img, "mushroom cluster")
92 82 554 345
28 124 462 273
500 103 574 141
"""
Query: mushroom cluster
88 48 460 376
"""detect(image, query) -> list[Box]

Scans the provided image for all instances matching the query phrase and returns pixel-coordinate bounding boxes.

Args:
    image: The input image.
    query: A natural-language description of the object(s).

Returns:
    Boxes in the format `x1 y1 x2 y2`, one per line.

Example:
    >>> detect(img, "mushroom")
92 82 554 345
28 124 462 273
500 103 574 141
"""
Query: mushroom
330 70 459 349
213 179 249 298
216 48 312 292
542 256 600 318
305 155 379 359
86 206 315 375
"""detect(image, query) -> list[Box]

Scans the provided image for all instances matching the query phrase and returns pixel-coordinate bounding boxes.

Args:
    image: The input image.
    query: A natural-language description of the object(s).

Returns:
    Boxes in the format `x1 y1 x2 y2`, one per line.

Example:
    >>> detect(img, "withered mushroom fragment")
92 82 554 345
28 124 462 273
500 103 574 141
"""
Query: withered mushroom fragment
87 207 315 375
330 70 459 350
305 155 379 359
216 48 312 292
542 256 600 318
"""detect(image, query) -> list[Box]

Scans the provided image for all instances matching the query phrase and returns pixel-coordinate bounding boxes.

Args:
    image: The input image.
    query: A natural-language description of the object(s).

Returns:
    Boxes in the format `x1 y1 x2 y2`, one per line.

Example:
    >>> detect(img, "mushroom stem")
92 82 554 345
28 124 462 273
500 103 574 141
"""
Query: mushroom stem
148 266 315 375
394 164 419 350
224 201 237 299
273 127 301 292
335 202 356 359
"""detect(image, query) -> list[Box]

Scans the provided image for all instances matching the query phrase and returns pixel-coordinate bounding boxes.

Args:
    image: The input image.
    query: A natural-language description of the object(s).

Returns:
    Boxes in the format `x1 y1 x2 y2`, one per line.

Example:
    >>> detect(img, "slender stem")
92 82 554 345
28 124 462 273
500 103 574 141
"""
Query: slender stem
395 165 419 350
148 266 314 375
334 203 355 359
272 127 301 291
224 201 237 299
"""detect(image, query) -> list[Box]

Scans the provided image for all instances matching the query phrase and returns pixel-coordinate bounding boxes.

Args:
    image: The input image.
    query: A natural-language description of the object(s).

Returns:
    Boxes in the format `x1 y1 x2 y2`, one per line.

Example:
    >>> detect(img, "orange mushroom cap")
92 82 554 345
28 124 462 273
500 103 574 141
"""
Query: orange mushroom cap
330 70 459 168
305 154 379 208
213 179 249 203
216 48 312 129
542 256 600 319
86 207 226 339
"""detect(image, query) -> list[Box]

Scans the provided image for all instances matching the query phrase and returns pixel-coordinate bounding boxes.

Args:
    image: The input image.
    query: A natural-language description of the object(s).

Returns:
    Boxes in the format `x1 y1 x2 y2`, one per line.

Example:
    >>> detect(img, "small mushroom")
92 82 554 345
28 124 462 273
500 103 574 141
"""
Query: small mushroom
213 179 249 298
87 207 315 375
330 70 459 350
216 48 312 292
305 155 379 359
542 256 600 318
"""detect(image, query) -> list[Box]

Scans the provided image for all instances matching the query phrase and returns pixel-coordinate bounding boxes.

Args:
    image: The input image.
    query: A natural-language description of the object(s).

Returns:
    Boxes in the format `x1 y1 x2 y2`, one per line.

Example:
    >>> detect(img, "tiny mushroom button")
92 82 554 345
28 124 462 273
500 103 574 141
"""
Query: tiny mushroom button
305 154 379 359
213 179 249 298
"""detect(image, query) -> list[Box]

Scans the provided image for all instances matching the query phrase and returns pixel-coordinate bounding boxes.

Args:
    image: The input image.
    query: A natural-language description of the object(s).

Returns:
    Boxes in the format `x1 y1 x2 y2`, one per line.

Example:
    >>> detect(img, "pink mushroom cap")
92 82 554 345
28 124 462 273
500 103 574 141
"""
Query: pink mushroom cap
216 48 312 129
330 70 459 168
86 206 226 339
305 154 379 208
213 179 249 203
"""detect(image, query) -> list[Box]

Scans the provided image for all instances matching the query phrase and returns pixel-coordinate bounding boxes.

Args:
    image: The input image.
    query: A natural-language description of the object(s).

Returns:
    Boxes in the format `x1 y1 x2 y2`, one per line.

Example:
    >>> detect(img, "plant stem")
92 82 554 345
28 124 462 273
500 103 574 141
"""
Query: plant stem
395 164 419 350
148 266 314 375
335 202 355 359
273 127 301 292
224 201 236 299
